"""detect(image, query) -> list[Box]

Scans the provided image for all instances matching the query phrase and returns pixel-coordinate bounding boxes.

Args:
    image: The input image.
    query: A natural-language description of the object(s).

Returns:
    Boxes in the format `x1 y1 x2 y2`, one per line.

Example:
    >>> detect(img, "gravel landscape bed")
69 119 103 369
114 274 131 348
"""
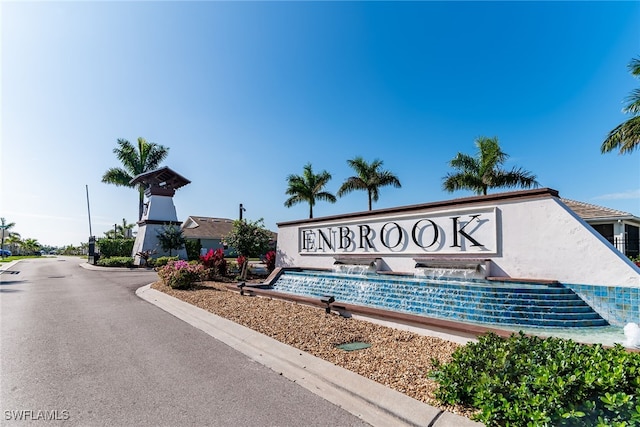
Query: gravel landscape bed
152 279 476 418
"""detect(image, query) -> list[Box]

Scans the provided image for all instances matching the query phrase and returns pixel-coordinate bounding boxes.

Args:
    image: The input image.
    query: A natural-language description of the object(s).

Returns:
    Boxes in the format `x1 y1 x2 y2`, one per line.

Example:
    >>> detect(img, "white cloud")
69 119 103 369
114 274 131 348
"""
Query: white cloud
593 189 640 201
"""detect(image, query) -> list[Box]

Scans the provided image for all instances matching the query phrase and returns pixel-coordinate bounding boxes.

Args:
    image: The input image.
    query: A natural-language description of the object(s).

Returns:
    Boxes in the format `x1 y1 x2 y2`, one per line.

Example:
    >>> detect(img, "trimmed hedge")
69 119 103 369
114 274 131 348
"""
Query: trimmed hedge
96 256 134 268
432 332 640 426
151 256 179 268
97 238 134 258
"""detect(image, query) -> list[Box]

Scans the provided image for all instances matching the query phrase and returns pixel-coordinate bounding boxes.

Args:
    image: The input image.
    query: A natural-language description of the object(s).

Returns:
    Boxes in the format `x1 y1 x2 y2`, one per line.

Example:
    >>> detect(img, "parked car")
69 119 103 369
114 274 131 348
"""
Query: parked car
0 249 12 257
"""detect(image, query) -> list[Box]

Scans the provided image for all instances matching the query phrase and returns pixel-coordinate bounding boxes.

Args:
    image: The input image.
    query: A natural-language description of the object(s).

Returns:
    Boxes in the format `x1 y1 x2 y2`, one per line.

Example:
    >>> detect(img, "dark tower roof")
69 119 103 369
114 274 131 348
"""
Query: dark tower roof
129 166 191 197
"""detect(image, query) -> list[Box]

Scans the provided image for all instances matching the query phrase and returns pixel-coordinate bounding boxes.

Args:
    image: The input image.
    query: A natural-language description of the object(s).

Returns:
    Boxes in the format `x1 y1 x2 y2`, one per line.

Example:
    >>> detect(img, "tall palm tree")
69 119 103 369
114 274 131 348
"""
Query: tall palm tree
337 157 401 211
601 57 640 155
0 218 16 257
21 238 41 255
442 136 539 196
284 163 336 219
101 137 170 220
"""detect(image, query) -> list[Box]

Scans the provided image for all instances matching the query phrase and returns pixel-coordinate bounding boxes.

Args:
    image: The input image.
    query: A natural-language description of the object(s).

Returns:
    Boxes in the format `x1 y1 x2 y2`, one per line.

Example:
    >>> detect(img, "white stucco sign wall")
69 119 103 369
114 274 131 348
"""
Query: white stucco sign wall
276 189 640 288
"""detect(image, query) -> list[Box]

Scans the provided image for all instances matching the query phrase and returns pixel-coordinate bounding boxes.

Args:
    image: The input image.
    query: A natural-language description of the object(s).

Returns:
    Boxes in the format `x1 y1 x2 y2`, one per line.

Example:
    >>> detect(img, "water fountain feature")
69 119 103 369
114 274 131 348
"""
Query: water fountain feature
268 268 609 329
624 323 640 348
273 188 640 347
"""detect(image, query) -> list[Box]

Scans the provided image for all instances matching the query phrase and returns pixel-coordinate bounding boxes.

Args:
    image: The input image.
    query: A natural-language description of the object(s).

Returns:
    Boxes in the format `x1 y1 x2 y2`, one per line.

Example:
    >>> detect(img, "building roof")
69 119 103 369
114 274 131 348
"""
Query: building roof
561 199 639 222
181 217 235 240
181 216 278 241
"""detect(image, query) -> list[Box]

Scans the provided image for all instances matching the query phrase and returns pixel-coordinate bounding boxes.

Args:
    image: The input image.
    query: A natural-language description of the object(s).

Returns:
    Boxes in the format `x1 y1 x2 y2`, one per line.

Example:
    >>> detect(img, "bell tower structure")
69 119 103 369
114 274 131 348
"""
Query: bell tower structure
129 167 190 265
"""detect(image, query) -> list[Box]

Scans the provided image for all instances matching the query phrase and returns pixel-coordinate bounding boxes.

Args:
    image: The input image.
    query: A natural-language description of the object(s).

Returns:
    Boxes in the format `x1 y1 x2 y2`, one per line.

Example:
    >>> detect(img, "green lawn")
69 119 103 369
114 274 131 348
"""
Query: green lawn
0 255 55 263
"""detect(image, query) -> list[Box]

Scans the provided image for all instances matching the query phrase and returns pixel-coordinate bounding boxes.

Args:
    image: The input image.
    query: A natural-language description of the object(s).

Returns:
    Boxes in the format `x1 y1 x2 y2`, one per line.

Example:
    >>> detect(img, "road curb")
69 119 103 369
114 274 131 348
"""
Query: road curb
136 284 482 427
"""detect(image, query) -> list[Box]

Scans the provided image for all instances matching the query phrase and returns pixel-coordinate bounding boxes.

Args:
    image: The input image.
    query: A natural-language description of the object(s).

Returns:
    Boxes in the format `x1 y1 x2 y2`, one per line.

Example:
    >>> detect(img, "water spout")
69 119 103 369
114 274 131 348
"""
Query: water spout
414 266 485 280
413 258 489 280
623 323 640 348
333 263 375 275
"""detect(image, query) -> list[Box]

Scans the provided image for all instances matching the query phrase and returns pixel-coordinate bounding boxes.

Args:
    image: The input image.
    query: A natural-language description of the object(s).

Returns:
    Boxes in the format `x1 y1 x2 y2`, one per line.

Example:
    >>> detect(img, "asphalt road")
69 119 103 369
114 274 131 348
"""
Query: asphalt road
0 257 369 426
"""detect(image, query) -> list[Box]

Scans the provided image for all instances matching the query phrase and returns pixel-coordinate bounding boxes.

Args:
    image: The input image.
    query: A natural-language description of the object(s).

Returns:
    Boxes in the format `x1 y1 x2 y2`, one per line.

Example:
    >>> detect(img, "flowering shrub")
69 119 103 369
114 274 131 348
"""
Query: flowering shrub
158 260 204 289
264 250 276 273
236 255 248 278
236 255 247 269
200 248 227 277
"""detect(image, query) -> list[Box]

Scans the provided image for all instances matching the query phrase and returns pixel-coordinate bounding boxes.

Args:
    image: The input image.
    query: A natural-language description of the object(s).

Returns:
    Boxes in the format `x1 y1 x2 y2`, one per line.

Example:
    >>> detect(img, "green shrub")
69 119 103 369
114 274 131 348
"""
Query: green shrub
432 332 640 426
97 256 134 268
185 239 201 261
157 260 204 289
149 256 179 268
97 238 134 258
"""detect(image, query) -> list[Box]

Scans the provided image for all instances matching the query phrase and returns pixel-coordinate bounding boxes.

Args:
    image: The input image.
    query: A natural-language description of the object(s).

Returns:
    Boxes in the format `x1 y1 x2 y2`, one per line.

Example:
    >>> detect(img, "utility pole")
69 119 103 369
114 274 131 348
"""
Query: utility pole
239 203 246 221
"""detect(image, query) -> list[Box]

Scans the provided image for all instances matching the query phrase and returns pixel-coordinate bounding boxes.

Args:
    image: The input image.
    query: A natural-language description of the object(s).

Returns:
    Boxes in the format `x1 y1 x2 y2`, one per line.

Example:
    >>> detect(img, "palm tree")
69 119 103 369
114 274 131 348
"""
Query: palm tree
116 218 136 238
5 234 22 255
0 218 17 257
21 238 41 255
601 57 640 155
337 157 402 211
284 163 336 219
442 136 539 196
101 137 170 220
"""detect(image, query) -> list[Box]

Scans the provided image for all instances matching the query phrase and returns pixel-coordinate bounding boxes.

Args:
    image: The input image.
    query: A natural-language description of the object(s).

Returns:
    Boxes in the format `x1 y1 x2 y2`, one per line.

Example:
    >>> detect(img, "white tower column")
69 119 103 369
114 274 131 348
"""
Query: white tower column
128 167 191 266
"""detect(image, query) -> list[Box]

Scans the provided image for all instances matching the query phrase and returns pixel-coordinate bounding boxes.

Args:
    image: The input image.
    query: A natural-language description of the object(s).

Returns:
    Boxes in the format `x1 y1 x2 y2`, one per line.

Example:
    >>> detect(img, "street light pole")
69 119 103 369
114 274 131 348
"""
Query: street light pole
239 203 246 221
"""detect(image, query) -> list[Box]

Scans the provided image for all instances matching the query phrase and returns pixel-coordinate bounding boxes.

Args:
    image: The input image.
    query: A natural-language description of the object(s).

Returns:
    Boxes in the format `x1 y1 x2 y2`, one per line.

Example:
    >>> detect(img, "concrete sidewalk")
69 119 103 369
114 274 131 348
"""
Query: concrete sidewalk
137 284 482 427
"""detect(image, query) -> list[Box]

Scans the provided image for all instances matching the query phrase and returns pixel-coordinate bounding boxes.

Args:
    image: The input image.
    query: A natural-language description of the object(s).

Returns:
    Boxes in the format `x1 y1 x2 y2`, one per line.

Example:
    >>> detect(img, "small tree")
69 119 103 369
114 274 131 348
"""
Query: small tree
224 219 272 279
156 224 186 257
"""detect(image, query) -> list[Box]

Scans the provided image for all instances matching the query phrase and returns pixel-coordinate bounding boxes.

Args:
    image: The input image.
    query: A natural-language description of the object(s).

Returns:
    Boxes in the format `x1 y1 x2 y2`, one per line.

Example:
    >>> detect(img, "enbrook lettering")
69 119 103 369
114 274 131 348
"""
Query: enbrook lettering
300 213 493 254
4 410 70 421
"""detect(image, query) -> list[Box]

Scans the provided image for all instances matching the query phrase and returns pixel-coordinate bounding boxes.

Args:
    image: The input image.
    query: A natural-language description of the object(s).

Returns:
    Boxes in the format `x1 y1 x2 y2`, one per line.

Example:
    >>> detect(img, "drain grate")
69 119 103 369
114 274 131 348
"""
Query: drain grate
0 271 20 275
336 342 371 352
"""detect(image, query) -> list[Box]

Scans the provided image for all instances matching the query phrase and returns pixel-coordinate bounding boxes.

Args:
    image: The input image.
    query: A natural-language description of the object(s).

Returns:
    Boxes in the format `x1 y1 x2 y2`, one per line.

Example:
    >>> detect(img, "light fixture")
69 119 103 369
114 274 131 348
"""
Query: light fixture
321 295 335 314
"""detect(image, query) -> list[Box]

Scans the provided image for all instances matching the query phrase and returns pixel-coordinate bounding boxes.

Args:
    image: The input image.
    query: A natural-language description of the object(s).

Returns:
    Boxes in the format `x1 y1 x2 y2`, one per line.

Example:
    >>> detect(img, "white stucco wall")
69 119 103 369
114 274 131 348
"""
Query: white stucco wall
132 194 186 264
144 195 179 222
275 190 640 287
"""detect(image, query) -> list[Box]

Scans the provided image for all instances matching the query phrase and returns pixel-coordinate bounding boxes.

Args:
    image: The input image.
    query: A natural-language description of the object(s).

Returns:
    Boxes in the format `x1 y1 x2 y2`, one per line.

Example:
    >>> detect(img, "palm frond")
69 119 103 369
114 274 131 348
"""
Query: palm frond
623 88 640 114
601 116 640 154
337 176 367 196
628 57 640 77
101 167 134 187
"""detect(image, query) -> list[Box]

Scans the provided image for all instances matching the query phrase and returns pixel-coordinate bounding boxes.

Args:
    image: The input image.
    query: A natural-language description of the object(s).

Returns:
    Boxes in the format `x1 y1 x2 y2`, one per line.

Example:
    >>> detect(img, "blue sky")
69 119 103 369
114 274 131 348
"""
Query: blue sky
2 1 639 247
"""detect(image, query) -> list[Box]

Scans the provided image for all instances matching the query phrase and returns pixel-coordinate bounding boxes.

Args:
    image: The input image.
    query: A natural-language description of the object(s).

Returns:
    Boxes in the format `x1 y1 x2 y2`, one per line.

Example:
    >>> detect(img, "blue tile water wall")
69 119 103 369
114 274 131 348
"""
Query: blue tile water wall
271 271 610 328
567 283 639 327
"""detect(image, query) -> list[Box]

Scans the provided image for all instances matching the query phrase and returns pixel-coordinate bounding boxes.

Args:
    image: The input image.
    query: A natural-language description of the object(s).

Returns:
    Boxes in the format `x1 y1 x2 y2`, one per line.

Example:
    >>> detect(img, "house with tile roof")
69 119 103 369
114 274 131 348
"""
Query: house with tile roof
181 216 237 257
562 199 640 258
181 216 277 257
